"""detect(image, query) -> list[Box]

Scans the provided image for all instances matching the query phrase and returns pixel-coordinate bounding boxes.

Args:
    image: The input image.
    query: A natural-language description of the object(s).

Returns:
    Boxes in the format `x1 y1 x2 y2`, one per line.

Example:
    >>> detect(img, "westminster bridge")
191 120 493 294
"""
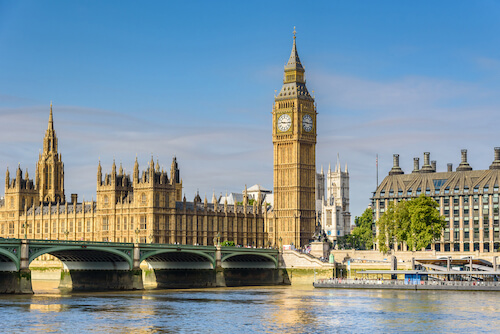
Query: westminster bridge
0 239 283 293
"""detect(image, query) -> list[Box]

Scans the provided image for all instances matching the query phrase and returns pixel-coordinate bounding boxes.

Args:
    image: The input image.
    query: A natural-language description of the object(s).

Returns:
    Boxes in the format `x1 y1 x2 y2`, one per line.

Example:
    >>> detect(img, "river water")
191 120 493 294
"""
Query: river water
0 280 497 333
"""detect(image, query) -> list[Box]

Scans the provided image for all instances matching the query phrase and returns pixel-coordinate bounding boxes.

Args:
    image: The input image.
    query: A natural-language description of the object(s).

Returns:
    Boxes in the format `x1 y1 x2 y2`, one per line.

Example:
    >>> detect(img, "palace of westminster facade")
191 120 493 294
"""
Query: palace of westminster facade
0 33 319 248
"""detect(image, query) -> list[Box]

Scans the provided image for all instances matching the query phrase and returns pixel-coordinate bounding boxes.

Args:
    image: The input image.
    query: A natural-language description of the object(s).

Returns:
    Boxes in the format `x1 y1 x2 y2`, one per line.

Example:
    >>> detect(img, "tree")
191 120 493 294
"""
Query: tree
376 195 446 253
404 195 446 251
351 208 374 250
221 240 235 247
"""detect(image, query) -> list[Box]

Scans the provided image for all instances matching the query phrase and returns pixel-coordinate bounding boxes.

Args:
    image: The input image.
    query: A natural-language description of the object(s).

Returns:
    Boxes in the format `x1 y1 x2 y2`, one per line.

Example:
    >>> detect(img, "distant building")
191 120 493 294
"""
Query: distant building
372 150 500 253
316 157 351 243
218 185 273 208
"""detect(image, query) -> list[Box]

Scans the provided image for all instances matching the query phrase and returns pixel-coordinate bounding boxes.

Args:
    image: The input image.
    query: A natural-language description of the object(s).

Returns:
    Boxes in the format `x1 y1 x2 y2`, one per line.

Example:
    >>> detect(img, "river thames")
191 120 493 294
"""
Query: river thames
0 280 498 333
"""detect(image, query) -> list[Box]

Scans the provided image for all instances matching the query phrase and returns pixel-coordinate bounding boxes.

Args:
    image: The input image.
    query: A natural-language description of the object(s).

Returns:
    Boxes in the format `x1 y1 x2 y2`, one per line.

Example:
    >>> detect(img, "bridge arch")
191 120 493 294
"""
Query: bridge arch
28 246 134 270
140 249 215 269
0 248 20 271
221 253 278 269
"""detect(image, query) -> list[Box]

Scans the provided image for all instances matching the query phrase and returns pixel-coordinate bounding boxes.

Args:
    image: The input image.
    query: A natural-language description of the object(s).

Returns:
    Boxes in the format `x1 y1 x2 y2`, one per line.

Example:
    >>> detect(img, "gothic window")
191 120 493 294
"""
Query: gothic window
103 195 109 206
102 218 109 231
142 193 147 205
123 217 127 230
117 218 120 230
130 217 134 230
78 220 82 233
140 215 146 229
86 219 91 233
155 194 159 207
69 220 73 232
48 167 52 189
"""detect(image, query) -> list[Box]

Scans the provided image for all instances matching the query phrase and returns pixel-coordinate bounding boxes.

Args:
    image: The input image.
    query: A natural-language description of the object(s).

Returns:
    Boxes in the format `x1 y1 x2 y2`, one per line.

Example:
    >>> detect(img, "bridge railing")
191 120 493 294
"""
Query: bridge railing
315 278 500 287
28 239 133 247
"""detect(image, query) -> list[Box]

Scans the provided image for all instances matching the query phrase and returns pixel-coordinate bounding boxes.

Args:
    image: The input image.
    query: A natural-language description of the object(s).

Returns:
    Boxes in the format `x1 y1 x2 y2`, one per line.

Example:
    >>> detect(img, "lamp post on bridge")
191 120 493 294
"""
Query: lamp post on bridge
134 228 140 243
149 233 154 244
64 230 69 241
22 222 29 239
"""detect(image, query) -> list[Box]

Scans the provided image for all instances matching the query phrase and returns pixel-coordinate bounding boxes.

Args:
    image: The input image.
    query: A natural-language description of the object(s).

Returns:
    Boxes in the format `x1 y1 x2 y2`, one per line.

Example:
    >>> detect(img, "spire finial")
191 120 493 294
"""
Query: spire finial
293 26 296 40
48 101 54 130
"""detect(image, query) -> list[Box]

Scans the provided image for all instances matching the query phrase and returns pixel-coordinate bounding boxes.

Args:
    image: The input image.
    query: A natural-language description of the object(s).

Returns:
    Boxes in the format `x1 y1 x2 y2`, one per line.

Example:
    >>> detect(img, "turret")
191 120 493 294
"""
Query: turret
97 160 102 185
412 158 420 173
388 154 404 175
149 155 155 180
212 192 218 211
16 164 22 187
5 168 9 188
243 184 248 206
490 147 500 170
420 152 434 173
170 156 180 184
111 159 117 183
456 149 473 171
133 156 139 183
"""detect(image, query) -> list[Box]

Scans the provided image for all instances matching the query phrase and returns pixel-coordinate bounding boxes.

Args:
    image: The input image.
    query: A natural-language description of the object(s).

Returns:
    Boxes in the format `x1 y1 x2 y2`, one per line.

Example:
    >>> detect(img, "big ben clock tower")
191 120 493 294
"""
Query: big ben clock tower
272 29 317 247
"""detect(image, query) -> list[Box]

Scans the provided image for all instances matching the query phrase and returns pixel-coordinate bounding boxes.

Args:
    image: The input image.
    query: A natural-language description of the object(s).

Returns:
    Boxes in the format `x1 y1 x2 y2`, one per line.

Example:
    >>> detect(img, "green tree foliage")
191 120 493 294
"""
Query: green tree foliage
377 195 446 253
351 208 374 250
221 240 235 247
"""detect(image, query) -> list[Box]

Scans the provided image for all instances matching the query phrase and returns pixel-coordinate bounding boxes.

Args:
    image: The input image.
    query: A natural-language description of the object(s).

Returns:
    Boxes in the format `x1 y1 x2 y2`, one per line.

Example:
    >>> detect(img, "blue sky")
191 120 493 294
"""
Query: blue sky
1 1 500 219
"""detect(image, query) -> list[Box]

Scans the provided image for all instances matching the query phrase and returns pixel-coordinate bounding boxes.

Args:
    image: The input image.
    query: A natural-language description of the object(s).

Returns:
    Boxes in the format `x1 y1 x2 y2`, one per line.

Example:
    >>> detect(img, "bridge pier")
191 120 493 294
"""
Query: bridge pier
215 245 226 287
0 240 34 294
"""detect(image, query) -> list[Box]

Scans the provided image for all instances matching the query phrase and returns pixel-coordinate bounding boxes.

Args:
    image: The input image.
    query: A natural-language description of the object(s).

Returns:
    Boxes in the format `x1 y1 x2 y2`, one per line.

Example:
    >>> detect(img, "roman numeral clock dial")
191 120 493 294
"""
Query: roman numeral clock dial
302 114 313 132
277 114 291 132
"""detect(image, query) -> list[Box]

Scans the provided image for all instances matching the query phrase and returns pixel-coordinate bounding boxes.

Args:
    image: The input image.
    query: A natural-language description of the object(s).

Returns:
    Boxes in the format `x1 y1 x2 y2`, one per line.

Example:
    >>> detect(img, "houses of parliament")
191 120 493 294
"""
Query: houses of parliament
0 33 317 248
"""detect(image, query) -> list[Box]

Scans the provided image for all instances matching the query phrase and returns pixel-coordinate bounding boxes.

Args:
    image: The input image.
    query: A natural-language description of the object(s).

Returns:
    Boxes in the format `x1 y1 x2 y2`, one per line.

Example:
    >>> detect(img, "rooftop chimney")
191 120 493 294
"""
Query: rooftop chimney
389 154 404 175
456 149 473 171
431 160 436 172
420 152 434 173
447 163 453 172
71 194 78 204
412 158 420 173
490 147 500 170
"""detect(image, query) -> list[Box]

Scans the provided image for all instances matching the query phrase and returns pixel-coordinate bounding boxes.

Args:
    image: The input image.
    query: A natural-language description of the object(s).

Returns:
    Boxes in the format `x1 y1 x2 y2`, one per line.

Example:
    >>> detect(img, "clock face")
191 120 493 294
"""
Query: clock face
277 114 292 132
302 114 313 132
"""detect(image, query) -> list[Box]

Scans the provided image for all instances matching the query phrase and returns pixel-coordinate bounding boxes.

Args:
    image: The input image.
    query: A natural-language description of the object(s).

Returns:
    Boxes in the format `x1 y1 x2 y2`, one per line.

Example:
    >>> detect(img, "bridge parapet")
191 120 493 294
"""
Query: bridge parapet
0 239 283 293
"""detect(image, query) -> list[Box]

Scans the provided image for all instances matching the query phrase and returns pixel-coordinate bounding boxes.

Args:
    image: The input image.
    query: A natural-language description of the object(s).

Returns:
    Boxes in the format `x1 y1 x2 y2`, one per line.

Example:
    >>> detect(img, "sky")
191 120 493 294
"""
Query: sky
1 1 500 219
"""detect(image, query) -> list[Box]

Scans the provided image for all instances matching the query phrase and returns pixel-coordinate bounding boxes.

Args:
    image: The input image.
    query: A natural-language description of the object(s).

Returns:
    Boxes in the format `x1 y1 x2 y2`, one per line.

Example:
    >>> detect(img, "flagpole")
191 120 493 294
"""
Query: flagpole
376 154 379 189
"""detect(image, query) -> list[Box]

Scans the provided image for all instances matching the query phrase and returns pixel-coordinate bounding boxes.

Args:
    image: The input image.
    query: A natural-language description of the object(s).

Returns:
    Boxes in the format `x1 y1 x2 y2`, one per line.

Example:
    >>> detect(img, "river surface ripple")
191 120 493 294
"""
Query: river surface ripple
0 280 497 333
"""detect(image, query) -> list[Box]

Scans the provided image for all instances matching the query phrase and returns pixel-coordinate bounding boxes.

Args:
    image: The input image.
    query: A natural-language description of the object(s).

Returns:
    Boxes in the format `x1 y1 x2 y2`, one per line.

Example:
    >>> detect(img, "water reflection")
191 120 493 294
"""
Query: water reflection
1 281 499 333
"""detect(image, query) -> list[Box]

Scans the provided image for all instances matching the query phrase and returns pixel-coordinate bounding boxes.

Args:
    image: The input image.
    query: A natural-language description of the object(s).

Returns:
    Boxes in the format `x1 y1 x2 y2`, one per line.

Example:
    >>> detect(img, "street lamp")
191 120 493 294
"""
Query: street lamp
64 230 69 241
134 228 140 243
279 237 282 251
149 233 154 244
22 222 29 239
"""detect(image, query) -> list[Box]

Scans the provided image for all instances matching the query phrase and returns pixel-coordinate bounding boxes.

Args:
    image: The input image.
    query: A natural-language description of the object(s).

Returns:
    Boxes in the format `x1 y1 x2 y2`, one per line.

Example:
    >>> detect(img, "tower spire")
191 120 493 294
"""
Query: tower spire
48 101 54 130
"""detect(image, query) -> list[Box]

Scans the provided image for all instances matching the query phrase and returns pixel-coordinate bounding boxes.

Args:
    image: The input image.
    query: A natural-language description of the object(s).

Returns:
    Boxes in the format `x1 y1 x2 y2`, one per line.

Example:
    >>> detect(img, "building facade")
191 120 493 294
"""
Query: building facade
316 159 351 243
372 149 500 253
271 30 317 248
0 105 270 247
